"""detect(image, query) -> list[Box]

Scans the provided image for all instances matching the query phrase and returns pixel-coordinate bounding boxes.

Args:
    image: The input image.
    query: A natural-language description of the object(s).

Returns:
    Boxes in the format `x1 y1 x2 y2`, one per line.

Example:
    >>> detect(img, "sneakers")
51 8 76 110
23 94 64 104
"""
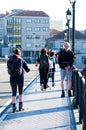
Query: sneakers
41 84 44 91
68 90 72 97
41 84 48 91
61 90 65 98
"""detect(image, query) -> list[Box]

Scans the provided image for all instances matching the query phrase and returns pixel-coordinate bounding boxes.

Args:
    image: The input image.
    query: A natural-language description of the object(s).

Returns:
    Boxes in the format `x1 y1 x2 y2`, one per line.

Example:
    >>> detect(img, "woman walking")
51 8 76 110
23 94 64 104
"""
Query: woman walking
7 48 30 112
35 48 49 91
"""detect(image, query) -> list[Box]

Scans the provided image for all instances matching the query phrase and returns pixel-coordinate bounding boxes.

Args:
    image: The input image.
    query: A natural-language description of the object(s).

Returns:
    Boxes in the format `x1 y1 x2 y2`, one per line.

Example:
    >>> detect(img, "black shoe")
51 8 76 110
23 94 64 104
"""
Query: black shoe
12 103 16 113
68 90 72 97
46 84 49 88
61 91 65 98
19 102 23 111
52 83 55 87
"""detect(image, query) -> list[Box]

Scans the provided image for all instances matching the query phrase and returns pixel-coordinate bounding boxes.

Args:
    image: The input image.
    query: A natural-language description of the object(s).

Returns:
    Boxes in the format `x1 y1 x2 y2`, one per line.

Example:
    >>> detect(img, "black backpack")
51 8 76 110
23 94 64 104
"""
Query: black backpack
7 56 22 76
39 55 49 68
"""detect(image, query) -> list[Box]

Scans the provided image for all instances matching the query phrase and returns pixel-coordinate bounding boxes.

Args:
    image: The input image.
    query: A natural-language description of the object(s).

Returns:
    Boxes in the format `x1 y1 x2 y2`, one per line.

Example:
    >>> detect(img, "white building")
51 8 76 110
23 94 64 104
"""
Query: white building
6 10 50 62
0 14 8 56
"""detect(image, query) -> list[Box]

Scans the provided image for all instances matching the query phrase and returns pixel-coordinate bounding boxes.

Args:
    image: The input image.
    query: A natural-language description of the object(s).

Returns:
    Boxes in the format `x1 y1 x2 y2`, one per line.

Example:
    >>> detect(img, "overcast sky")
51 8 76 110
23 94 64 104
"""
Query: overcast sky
0 0 86 30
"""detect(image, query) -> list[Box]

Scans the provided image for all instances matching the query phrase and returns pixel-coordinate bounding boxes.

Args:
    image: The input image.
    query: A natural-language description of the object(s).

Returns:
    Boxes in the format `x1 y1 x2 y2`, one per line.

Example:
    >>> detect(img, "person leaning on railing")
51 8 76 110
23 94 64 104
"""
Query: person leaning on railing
58 42 75 98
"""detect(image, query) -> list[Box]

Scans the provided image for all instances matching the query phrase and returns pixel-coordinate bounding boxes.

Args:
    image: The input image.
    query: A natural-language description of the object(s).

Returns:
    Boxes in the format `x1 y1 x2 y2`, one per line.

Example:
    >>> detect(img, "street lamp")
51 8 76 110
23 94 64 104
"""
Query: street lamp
69 0 76 53
66 8 71 42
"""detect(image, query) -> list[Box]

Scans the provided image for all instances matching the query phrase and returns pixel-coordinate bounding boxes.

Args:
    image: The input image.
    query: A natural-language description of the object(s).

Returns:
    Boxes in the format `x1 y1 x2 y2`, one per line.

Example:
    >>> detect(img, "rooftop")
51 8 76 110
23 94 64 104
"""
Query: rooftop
14 10 49 17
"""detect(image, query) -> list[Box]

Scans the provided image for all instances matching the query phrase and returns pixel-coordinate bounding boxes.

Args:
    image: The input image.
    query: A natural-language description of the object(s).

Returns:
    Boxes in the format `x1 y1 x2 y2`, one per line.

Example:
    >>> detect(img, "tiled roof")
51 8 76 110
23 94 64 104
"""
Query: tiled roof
50 29 61 35
49 28 86 40
14 10 49 17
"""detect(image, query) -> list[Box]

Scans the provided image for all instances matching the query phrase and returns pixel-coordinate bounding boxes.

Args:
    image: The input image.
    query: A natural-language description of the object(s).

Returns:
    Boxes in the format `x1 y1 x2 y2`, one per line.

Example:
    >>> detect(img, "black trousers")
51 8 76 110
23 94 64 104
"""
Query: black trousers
39 67 49 88
10 75 24 96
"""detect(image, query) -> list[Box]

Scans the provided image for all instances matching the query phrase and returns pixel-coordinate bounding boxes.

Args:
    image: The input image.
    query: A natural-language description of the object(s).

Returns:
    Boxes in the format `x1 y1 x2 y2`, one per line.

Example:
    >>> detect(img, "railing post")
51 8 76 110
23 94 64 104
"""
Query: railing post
82 59 86 130
83 74 86 130
72 69 78 109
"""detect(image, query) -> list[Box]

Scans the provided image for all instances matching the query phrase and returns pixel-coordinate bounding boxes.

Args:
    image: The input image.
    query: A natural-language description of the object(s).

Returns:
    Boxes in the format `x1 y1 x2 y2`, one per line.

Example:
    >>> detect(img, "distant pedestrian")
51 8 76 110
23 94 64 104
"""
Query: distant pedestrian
48 50 56 87
58 42 75 97
7 48 30 112
35 48 49 91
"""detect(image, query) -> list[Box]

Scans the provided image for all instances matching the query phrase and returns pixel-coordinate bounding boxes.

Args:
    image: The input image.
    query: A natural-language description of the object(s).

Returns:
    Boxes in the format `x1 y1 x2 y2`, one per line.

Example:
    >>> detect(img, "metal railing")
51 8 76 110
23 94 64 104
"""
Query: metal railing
72 67 86 129
0 57 8 63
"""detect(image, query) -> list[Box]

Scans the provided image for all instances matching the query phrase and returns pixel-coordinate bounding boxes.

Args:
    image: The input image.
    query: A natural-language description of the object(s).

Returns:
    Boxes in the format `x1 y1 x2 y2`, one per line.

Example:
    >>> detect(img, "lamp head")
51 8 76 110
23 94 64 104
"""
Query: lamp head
69 0 76 4
66 8 71 21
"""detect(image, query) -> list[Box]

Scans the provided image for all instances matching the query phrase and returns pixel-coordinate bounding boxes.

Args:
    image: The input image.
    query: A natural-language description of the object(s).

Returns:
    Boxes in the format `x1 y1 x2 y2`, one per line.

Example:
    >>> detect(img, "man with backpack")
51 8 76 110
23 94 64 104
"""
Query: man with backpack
7 48 30 112
35 48 49 91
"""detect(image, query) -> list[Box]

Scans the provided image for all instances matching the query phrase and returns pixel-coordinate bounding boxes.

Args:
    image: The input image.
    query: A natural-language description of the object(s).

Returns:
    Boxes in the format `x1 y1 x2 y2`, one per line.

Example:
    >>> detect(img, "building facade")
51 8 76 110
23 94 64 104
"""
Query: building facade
6 10 50 62
0 14 7 56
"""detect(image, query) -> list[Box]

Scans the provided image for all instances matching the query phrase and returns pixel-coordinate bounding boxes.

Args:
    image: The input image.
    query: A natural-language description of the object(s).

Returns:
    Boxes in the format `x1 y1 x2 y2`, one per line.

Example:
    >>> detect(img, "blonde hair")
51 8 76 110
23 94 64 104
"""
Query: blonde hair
14 48 21 55
64 42 71 50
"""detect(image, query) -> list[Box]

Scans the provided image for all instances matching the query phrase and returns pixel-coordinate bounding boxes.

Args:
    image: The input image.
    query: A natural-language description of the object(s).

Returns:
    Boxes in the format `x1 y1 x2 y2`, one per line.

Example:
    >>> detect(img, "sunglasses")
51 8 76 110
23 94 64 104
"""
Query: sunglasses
65 46 69 47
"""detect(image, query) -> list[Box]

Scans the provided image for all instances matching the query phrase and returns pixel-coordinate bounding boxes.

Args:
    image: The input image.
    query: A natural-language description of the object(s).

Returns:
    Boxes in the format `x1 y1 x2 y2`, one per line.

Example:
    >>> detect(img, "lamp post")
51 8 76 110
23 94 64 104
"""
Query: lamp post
69 0 76 53
66 8 71 42
0 40 3 56
64 29 67 42
65 22 69 42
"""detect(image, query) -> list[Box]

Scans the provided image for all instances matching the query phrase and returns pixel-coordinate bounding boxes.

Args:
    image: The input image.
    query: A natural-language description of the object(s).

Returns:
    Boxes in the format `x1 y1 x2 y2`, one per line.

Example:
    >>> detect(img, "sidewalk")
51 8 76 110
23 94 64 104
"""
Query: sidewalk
0 64 82 130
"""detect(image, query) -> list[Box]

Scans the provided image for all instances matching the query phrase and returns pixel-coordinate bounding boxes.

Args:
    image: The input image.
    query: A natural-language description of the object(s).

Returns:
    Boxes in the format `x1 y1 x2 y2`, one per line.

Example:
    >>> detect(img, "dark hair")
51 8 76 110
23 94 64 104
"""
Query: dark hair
14 48 20 55
40 48 47 55
50 51 55 56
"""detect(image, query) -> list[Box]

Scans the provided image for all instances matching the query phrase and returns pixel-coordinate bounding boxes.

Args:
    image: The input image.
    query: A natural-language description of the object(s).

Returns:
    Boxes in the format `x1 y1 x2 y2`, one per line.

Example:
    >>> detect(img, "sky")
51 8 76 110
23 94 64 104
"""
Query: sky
0 0 86 31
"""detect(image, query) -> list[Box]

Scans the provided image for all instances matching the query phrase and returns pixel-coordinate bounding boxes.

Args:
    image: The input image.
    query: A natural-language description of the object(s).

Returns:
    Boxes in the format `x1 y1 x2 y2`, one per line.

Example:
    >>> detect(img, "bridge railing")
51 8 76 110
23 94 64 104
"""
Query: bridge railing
0 57 8 63
72 67 86 129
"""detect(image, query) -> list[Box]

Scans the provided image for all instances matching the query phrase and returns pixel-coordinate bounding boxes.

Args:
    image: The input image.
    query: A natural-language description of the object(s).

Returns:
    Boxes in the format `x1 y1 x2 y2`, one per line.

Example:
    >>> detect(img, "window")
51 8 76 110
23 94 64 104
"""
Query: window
26 35 32 39
34 27 40 31
42 27 49 32
82 42 86 49
26 27 32 31
26 19 32 23
43 19 49 24
34 19 40 23
82 56 86 64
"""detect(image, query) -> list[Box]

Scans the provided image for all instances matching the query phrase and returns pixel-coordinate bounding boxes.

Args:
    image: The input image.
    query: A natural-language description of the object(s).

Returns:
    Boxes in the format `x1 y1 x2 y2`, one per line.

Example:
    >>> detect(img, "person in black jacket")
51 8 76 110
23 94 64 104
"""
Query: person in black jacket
58 42 75 97
7 48 30 112
35 48 49 91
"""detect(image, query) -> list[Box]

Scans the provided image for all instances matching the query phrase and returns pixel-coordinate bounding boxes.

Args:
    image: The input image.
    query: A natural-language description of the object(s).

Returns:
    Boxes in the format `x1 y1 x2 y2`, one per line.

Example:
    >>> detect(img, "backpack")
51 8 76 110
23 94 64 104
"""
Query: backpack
7 56 22 76
39 55 49 68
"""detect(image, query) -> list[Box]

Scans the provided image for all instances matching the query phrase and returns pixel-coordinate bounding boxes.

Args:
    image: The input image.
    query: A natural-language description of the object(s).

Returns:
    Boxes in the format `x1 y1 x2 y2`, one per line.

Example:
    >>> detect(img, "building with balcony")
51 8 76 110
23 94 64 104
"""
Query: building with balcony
6 10 50 62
